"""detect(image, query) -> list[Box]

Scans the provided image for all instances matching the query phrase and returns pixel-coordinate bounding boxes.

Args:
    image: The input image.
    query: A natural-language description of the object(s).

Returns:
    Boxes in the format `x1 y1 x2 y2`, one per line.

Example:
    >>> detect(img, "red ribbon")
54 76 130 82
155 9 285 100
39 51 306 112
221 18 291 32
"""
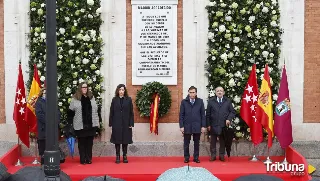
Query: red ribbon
150 93 160 135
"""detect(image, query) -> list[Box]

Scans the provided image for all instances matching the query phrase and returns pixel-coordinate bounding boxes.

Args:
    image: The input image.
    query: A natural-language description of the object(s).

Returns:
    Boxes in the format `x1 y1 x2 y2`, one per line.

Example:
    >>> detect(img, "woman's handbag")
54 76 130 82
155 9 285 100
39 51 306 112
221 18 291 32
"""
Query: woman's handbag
62 124 75 138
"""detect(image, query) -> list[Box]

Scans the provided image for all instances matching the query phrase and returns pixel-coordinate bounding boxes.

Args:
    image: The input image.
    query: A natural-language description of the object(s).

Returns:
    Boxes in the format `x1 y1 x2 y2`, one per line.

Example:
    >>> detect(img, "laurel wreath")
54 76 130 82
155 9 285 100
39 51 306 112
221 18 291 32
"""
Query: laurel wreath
135 81 172 117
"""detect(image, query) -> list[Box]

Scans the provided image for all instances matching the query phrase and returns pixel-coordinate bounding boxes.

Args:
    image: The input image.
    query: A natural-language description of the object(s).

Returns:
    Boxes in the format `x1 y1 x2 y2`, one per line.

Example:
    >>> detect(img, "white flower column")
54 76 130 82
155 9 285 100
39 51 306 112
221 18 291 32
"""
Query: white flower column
205 0 282 140
28 0 105 136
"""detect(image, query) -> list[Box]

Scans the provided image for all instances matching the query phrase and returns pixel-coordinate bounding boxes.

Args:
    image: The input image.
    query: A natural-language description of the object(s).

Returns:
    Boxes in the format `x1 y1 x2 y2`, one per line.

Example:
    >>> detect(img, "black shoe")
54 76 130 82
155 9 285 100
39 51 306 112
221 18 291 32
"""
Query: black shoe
80 161 86 165
184 158 189 163
115 155 120 164
41 157 44 165
123 156 128 163
209 156 216 162
86 160 92 164
219 156 225 162
193 159 200 163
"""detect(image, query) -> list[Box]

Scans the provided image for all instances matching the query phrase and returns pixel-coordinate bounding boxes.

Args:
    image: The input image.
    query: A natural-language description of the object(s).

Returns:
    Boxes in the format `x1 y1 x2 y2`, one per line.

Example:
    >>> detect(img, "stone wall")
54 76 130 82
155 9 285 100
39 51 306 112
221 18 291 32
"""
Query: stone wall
0 141 16 157
304 0 320 123
292 141 320 177
281 0 320 141
0 0 5 124
20 139 283 157
125 0 183 124
2 0 30 126
0 0 319 142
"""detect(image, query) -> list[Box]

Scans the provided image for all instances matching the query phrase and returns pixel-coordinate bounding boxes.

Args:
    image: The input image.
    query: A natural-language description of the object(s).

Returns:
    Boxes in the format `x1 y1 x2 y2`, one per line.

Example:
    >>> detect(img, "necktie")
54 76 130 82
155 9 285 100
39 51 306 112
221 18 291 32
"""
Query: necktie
219 98 222 104
191 100 195 105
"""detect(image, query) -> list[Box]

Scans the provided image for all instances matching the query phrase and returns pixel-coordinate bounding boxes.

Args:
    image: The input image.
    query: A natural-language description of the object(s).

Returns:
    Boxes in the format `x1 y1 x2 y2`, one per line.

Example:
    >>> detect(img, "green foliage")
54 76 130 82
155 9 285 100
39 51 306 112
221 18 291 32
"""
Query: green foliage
206 0 282 140
135 81 172 117
28 0 105 137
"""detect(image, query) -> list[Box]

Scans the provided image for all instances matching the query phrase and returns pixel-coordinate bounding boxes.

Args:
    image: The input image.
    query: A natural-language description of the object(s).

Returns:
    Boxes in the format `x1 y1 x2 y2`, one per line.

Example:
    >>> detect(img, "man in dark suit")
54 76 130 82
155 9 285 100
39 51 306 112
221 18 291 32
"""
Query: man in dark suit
179 86 206 163
206 86 236 161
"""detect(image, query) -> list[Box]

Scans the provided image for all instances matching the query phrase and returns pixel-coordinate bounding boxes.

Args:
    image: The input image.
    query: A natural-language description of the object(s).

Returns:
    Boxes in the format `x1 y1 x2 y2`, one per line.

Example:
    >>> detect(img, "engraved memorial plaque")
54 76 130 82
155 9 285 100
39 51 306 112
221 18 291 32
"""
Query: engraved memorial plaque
132 0 178 85
135 5 173 77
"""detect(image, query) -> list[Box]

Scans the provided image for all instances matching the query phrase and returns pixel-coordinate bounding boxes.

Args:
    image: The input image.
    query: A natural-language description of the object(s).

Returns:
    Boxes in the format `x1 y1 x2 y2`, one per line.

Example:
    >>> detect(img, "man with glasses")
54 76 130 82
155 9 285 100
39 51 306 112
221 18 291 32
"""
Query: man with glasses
179 86 206 163
206 86 236 161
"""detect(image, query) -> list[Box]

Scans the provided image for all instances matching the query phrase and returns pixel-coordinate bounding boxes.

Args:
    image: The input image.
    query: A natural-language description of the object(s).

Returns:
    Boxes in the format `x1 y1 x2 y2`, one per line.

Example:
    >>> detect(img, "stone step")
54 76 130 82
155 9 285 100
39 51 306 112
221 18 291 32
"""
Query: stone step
307 159 320 177
291 141 320 159
21 140 283 157
0 141 17 157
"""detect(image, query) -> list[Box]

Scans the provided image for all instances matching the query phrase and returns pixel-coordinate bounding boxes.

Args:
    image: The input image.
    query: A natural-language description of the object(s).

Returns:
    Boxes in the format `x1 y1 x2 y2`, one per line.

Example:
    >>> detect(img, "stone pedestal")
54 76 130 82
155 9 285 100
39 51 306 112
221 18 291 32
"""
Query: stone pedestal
21 140 283 157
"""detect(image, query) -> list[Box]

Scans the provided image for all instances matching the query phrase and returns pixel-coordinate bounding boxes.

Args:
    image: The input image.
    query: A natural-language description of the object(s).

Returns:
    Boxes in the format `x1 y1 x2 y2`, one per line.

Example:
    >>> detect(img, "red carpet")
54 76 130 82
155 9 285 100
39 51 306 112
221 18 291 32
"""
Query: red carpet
1 145 311 181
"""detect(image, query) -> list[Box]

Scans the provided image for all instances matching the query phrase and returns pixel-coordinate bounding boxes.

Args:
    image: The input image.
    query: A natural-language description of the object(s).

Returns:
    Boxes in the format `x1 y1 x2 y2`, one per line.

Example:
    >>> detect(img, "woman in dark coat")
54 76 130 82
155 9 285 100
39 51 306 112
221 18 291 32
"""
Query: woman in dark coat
35 88 47 165
68 82 100 165
35 88 61 165
109 84 134 164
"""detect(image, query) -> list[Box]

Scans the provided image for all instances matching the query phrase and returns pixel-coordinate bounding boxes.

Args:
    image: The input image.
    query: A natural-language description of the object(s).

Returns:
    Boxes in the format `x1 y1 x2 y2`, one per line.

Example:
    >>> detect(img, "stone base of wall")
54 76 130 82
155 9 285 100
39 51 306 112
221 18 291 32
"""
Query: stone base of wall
291 141 320 177
0 141 16 157
20 140 283 157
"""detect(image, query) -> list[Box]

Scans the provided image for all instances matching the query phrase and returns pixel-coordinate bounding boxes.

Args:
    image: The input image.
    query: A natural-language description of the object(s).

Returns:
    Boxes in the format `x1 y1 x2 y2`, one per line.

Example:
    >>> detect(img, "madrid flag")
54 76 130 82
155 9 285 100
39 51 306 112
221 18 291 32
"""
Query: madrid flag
274 66 293 149
256 64 274 148
25 64 41 133
13 64 30 148
240 64 263 146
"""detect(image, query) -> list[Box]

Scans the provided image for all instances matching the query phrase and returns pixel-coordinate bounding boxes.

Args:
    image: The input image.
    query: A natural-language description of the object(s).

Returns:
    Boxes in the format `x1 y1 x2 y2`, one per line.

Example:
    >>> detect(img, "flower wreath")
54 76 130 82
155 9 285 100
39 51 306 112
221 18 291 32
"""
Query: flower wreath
135 81 172 134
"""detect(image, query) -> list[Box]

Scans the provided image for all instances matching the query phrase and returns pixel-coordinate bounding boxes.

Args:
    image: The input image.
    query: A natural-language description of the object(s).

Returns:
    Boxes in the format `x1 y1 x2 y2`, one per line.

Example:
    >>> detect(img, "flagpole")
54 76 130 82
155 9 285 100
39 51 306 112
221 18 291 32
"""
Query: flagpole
282 148 289 164
15 138 24 166
31 138 40 164
249 144 260 161
263 148 273 164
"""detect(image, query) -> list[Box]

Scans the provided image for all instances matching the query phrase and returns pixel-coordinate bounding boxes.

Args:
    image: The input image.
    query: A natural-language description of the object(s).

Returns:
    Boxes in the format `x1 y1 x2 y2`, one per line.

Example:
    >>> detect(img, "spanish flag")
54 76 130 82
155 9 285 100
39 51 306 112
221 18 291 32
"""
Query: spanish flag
25 65 41 133
150 93 160 135
256 64 274 148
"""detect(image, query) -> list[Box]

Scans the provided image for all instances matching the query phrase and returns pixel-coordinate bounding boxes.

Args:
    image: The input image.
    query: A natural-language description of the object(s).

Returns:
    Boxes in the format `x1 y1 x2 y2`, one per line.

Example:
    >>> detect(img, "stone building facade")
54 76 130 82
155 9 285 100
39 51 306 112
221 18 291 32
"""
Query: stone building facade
0 0 319 144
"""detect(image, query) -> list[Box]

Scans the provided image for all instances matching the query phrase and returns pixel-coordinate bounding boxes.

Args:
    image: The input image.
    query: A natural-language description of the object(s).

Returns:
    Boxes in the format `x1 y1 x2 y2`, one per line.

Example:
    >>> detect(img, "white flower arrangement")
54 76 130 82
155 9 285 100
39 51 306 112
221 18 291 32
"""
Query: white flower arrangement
206 0 282 140
28 0 105 136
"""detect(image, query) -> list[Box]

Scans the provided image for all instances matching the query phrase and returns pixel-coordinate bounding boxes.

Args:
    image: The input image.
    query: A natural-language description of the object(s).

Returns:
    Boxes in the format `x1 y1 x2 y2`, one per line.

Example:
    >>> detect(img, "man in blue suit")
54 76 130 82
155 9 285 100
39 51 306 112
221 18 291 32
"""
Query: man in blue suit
179 86 206 163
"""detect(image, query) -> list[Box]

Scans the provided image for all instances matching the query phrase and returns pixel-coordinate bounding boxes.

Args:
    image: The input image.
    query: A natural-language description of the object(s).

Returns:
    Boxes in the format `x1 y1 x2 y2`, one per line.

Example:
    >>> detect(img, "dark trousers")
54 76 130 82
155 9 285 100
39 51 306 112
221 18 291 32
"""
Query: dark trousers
115 144 128 156
210 134 225 157
78 136 94 163
37 139 46 164
183 133 201 159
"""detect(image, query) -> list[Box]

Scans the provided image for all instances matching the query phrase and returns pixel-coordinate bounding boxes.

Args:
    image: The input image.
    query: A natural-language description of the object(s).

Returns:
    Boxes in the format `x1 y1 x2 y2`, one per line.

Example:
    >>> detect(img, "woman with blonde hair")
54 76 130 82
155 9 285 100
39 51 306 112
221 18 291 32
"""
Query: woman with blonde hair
67 82 99 165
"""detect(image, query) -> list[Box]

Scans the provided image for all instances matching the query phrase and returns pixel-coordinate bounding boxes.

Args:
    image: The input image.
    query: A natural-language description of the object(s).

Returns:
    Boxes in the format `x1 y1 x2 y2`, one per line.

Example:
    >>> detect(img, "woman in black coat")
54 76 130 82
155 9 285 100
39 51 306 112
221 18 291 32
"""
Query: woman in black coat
109 84 134 164
35 88 61 165
35 88 47 165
